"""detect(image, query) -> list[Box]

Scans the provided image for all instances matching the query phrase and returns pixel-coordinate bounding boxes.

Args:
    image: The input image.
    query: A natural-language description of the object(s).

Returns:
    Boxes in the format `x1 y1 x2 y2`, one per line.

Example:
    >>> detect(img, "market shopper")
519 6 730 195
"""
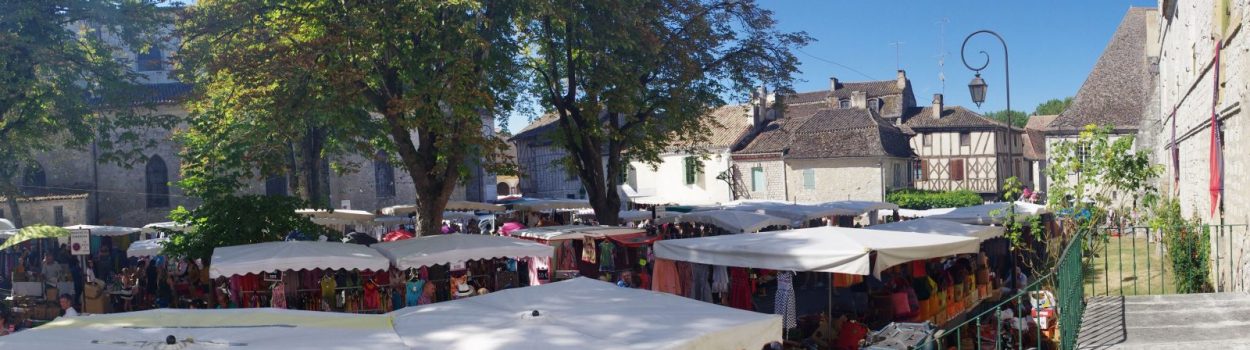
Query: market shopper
59 294 79 317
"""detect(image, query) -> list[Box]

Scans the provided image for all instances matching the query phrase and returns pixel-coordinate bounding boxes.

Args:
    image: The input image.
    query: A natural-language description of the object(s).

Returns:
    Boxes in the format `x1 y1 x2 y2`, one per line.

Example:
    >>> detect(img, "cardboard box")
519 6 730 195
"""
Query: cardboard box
82 282 109 314
44 286 59 302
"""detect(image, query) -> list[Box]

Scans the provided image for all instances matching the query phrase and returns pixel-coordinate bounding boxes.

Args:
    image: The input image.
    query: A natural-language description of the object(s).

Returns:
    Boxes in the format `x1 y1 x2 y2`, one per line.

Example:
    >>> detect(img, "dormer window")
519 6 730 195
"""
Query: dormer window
838 99 850 109
137 47 163 72
868 98 881 112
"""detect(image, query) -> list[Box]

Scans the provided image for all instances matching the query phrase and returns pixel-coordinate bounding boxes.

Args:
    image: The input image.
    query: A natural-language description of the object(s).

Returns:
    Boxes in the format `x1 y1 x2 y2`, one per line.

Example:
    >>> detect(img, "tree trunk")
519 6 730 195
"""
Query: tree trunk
5 192 22 228
293 125 331 207
381 111 462 236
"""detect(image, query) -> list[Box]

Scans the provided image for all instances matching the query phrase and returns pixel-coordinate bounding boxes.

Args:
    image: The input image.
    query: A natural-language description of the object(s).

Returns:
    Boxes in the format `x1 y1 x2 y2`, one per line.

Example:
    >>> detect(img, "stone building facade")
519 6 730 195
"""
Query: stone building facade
1151 0 1249 290
905 94 1028 199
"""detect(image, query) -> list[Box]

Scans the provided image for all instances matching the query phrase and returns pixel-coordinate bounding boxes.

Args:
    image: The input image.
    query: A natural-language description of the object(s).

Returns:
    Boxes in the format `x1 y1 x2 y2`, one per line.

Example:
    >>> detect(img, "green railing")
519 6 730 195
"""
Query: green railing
1085 224 1248 297
920 228 1088 350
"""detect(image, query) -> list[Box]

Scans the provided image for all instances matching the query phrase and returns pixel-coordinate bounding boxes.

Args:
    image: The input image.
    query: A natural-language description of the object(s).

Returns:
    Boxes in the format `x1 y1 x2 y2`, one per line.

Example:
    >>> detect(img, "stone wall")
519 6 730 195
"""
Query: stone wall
785 158 891 203
1153 0 1249 291
1 196 89 227
730 157 787 201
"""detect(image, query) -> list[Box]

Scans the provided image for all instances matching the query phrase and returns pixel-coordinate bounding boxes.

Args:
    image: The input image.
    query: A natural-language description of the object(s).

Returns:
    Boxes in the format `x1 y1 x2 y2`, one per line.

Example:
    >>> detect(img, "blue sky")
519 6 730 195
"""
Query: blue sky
501 0 1156 132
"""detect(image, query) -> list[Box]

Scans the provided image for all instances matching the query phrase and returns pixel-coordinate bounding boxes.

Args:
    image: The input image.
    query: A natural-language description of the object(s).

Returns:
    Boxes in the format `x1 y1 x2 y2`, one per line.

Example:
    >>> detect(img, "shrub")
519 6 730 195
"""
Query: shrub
886 189 983 210
1151 196 1212 293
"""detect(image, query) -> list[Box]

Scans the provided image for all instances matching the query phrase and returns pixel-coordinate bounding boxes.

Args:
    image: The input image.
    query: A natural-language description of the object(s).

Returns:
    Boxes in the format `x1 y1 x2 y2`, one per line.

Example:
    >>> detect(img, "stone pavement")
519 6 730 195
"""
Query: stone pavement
1078 293 1250 349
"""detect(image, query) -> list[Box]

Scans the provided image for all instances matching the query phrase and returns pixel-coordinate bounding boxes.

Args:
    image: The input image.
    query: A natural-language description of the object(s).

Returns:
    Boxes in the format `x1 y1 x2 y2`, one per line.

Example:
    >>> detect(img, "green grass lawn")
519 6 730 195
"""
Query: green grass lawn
1083 235 1176 296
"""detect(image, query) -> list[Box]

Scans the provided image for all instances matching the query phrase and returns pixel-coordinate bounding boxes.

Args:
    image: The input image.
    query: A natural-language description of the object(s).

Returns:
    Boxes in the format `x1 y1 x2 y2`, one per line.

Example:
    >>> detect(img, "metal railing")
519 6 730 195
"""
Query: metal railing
920 227 1086 350
1085 224 1248 297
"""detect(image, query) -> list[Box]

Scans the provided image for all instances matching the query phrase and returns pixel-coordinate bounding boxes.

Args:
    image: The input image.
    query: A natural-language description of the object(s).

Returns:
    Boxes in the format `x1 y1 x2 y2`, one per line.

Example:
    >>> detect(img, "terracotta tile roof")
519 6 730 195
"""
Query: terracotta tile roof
674 104 753 150
511 113 561 140
902 106 1010 131
781 79 909 117
1022 115 1058 160
735 107 912 159
1049 7 1156 133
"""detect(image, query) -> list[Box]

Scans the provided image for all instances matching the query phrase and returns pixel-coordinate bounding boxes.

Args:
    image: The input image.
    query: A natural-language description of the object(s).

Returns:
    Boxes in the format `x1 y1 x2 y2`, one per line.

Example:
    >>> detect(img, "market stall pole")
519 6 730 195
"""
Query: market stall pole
390 278 782 350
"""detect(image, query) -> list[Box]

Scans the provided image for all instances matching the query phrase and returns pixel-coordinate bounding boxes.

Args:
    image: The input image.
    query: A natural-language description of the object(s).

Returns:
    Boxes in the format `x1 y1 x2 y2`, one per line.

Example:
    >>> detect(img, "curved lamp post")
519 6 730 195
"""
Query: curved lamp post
961 30 1013 181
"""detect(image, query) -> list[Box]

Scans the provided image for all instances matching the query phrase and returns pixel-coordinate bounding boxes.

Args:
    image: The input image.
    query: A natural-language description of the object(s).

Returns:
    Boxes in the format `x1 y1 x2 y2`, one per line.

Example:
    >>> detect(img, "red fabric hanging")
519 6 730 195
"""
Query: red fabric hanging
1210 41 1223 216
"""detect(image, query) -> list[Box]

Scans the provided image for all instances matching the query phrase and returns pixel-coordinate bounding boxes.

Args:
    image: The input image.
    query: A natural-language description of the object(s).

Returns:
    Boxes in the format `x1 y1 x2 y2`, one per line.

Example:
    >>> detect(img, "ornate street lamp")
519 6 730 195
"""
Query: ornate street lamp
961 30 1012 179
967 74 987 107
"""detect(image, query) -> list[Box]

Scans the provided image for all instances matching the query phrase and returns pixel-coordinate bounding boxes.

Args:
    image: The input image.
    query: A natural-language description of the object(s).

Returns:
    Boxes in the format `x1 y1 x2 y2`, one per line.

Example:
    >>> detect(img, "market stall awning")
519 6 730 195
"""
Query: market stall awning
295 209 376 225
654 226 981 276
390 277 781 350
880 208 956 218
126 237 168 258
817 200 900 216
511 225 645 242
141 221 192 235
0 225 71 251
382 201 506 215
716 200 861 224
923 201 1049 225
0 218 13 230
606 232 661 248
210 241 390 278
62 224 141 236
505 198 592 211
372 234 553 269
656 210 791 233
870 218 1005 241
575 209 675 222
0 308 406 350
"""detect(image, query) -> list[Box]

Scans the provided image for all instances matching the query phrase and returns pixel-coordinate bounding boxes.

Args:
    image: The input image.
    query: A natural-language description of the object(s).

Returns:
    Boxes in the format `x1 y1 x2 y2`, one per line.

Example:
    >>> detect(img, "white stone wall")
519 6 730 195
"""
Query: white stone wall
1154 0 1249 291
628 150 734 205
513 140 586 199
6 197 89 227
731 158 787 201
785 158 894 203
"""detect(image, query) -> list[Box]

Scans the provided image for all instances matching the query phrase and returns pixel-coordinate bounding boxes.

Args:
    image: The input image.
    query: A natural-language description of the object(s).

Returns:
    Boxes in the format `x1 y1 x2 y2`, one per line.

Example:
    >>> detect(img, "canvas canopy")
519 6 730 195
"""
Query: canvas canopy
923 202 1048 225
210 241 390 278
63 225 141 237
372 234 553 269
141 222 191 236
0 308 406 350
880 208 955 218
870 218 1005 241
505 198 592 211
716 200 860 225
0 225 71 251
657 210 790 233
654 226 981 276
0 218 13 230
576 209 674 222
382 201 506 215
295 209 376 225
126 237 168 258
390 277 781 350
511 225 645 242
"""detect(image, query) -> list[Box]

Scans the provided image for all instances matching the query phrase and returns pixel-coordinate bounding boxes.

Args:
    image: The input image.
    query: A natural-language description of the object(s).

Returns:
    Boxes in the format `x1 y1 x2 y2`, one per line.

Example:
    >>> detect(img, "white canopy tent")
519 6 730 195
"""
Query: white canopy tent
0 218 13 230
923 202 1049 225
507 198 592 211
295 209 376 225
654 226 981 276
511 225 645 242
126 237 168 258
210 241 390 278
716 200 860 225
382 201 506 215
657 210 790 233
870 218 1006 241
372 234 553 270
575 209 675 222
390 277 781 350
820 200 900 215
0 308 406 350
62 225 142 237
141 222 191 238
880 207 956 218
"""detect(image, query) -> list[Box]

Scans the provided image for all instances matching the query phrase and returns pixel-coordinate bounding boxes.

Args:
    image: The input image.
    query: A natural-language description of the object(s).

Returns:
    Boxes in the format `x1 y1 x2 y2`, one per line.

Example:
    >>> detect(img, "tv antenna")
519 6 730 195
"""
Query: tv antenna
888 41 905 70
935 17 950 93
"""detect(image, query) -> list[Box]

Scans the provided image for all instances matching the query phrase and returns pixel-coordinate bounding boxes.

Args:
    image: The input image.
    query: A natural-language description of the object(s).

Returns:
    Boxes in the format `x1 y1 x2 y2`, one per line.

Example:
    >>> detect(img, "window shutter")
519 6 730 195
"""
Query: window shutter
920 160 930 181
684 157 696 185
950 159 965 181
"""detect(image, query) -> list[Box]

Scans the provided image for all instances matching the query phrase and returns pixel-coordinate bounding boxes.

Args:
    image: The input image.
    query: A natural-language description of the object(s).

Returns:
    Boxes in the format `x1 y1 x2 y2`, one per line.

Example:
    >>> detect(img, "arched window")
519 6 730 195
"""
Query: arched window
838 99 851 109
22 163 46 190
137 47 163 71
374 151 395 198
867 98 881 112
496 182 511 196
265 175 288 196
145 155 170 208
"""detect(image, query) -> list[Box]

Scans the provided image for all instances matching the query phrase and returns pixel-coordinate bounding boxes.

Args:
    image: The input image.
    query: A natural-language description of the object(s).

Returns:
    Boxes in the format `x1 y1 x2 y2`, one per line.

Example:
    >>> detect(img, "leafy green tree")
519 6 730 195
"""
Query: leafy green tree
521 0 810 224
178 0 522 235
0 0 173 227
1033 97 1073 116
162 195 331 264
1047 125 1161 265
983 109 1029 128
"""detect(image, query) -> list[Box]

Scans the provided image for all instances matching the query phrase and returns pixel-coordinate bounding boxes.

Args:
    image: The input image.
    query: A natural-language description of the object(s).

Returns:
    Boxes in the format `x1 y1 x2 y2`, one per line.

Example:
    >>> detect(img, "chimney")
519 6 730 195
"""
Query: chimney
773 93 785 120
896 70 908 90
931 93 944 119
851 91 867 109
751 86 769 127
829 76 839 91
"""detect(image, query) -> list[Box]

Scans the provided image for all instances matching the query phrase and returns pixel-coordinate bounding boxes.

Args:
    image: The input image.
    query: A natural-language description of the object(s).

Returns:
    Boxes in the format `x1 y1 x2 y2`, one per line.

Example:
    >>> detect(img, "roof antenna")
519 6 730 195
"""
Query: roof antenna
888 41 906 71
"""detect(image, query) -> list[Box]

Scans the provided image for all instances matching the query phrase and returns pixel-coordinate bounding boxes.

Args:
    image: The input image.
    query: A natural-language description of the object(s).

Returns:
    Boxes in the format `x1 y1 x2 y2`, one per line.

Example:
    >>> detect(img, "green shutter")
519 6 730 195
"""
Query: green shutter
802 169 815 189
684 157 696 185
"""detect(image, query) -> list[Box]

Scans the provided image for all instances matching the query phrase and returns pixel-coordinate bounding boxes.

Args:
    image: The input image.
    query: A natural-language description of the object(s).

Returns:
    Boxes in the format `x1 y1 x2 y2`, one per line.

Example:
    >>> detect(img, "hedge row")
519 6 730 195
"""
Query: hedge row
886 189 983 210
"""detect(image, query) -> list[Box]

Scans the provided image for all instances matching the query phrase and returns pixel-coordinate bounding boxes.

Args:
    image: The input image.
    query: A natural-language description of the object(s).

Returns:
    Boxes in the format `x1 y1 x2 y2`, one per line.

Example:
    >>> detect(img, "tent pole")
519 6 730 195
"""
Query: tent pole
828 273 833 320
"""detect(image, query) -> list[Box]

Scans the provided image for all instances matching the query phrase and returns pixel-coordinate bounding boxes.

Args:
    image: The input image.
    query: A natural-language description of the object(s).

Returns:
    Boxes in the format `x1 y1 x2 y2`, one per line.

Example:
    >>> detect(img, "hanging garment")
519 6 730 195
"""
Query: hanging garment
651 258 683 295
598 241 616 272
406 279 425 307
675 261 693 297
320 276 337 302
363 279 380 311
775 271 797 330
728 267 753 310
271 281 287 309
581 237 597 264
689 263 713 302
711 265 729 293
527 257 550 285
558 242 578 270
